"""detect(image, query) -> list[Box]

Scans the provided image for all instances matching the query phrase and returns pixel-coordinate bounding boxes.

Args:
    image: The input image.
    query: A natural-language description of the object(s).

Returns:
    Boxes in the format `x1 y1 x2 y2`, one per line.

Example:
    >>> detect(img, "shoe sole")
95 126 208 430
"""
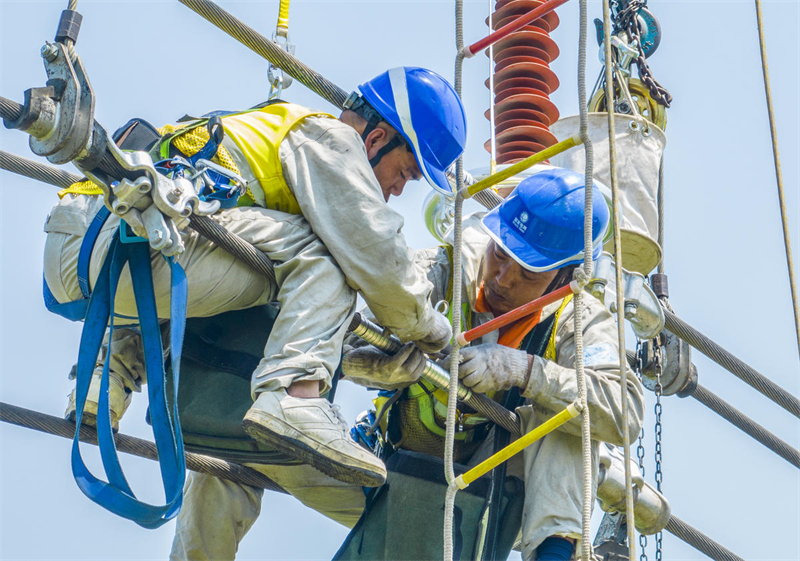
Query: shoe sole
242 409 386 487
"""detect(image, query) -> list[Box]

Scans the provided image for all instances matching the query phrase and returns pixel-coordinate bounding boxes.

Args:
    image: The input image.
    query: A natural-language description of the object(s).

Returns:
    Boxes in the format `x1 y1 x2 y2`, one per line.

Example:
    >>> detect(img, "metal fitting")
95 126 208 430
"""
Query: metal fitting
422 190 455 244
597 444 671 535
640 330 696 396
40 43 59 62
588 253 665 339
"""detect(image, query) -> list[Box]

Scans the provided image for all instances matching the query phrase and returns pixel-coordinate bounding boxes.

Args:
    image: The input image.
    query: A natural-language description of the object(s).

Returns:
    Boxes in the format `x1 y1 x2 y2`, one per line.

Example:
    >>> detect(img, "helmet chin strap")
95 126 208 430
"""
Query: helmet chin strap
368 134 406 168
345 94 407 168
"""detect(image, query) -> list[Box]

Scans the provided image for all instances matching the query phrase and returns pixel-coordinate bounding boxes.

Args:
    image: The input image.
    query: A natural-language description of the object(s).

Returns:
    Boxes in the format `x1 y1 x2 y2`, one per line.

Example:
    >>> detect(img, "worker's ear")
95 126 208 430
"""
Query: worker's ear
364 126 389 159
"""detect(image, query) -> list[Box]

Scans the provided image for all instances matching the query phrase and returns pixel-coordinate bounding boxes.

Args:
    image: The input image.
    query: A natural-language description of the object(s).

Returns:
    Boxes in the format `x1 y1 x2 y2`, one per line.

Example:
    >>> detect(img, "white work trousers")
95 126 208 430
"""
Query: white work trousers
169 415 591 561
43 194 356 393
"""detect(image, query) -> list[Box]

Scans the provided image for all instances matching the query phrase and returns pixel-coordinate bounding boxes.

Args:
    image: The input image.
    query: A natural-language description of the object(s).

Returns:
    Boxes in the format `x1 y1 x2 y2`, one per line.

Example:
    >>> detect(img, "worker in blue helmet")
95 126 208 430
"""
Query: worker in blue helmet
46 66 467 492
170 168 644 561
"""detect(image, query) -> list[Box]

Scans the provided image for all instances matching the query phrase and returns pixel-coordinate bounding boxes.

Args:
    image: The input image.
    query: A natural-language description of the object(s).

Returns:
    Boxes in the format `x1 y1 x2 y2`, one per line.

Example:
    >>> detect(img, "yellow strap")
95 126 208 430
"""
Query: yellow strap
58 179 103 199
276 0 290 35
455 401 582 489
544 293 573 362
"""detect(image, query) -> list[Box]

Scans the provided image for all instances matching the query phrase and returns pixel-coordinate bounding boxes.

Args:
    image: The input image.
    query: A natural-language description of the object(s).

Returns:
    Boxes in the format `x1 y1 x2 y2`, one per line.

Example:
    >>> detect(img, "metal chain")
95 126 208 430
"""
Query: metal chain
654 338 664 561
634 338 649 561
613 0 672 107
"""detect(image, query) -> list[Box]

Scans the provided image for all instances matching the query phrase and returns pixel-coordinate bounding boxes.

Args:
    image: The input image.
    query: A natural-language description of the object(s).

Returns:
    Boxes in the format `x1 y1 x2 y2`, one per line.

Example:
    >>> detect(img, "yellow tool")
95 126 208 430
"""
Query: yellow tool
460 135 583 199
453 400 582 490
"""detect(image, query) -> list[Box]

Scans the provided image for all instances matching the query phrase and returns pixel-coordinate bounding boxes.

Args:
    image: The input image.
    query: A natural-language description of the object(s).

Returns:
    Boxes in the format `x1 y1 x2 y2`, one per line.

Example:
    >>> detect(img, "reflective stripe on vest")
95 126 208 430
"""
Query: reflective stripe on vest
220 103 335 215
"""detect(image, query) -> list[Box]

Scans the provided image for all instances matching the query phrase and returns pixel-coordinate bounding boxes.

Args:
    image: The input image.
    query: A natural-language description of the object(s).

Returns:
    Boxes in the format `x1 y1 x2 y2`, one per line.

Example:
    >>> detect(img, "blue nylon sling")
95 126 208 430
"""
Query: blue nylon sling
71 226 188 528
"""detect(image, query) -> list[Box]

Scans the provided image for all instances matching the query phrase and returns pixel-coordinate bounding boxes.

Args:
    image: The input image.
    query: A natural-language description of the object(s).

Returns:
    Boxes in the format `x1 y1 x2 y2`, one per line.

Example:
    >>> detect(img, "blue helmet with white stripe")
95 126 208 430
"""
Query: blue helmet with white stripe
481 168 610 272
357 67 467 195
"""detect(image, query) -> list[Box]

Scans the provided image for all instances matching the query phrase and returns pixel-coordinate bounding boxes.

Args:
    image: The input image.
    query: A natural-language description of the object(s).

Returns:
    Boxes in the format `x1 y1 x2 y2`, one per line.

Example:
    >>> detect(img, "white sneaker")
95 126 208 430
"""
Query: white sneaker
65 367 132 431
243 389 387 487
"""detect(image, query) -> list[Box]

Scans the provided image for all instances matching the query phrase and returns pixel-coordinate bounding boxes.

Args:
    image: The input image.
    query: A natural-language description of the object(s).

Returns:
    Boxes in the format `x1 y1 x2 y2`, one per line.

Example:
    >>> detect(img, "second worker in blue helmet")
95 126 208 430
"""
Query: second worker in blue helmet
45 66 467 489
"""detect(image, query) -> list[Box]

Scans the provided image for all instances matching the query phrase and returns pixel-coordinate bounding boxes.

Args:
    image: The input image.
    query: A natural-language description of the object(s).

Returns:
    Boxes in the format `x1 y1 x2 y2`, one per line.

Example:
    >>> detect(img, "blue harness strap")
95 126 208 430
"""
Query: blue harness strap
71 226 188 528
43 206 112 322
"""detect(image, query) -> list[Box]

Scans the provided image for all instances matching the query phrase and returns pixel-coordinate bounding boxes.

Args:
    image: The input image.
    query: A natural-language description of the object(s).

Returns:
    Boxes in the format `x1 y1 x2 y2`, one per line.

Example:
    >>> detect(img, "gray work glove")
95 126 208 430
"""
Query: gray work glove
342 343 427 390
453 344 532 395
414 311 453 354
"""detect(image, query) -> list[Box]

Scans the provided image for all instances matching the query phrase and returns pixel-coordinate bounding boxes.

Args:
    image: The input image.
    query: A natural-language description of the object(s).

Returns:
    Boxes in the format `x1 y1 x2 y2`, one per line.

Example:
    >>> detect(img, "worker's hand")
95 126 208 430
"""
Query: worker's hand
342 343 427 390
453 344 531 395
415 311 453 353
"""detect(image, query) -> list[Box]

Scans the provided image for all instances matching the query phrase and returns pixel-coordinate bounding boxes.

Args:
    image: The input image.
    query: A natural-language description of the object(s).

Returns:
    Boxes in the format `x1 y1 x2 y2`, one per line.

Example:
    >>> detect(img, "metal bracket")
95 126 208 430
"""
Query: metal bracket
4 42 97 165
586 253 665 339
640 329 697 396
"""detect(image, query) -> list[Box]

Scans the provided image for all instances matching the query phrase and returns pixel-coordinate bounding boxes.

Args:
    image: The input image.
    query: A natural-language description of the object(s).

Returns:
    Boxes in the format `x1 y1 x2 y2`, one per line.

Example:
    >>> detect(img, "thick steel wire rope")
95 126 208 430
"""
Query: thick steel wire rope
0 141 278 286
754 0 800 358
575 0 596 557
0 402 287 493
624 350 799 466
0 149 79 189
691 384 800 468
664 516 745 561
178 0 348 110
664 309 800 418
600 0 636 555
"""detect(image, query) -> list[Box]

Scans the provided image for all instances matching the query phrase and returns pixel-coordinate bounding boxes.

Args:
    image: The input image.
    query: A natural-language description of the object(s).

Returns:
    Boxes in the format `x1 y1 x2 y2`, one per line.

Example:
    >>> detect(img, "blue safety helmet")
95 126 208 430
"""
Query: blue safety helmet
481 168 610 272
357 67 467 195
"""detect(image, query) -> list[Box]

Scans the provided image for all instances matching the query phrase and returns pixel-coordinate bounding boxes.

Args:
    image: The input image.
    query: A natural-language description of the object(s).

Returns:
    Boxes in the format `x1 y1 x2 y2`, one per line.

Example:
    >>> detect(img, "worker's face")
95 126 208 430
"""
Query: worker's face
481 240 560 316
365 126 422 201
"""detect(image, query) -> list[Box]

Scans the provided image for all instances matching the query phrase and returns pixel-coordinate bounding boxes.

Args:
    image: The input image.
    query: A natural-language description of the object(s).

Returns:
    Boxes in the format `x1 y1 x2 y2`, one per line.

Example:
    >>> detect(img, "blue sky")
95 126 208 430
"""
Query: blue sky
1 1 798 560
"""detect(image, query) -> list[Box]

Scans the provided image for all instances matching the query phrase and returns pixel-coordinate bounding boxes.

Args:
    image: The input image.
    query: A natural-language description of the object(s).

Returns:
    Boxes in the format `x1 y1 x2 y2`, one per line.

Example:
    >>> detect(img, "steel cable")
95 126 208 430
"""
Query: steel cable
664 516 744 561
0 402 287 493
0 149 81 189
690 384 800 468
0 146 278 285
754 0 800 358
663 309 800 418
178 0 348 110
0 95 24 122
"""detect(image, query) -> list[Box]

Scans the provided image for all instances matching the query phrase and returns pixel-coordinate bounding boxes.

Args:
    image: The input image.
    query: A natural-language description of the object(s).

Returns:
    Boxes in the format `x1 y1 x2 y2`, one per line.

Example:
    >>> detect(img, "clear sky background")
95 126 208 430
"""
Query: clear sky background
1 1 798 560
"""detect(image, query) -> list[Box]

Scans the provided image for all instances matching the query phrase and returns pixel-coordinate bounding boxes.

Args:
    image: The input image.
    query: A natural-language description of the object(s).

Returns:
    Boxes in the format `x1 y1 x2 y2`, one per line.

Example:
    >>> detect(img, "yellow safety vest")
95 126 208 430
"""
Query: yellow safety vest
59 103 335 216
218 103 335 214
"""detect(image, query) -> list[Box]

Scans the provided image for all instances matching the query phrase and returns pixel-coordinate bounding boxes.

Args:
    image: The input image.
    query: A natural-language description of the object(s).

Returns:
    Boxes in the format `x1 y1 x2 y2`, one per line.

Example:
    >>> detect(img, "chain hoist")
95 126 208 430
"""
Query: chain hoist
613 0 672 107
590 0 671 116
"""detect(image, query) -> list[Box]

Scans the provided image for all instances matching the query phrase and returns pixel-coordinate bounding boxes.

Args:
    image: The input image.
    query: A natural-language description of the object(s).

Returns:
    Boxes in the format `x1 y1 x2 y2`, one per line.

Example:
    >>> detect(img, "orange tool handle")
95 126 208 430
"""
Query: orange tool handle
456 280 579 346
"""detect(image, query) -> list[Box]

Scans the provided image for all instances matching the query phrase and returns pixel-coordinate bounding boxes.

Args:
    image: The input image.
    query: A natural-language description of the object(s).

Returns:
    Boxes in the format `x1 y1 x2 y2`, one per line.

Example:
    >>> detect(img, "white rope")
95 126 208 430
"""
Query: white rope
443 1 466 559
602 0 636 556
576 0 595 558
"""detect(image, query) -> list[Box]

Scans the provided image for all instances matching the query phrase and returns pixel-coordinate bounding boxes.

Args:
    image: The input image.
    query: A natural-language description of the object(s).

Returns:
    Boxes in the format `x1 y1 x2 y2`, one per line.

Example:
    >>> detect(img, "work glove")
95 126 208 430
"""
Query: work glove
342 343 427 390
414 311 453 354
452 344 532 395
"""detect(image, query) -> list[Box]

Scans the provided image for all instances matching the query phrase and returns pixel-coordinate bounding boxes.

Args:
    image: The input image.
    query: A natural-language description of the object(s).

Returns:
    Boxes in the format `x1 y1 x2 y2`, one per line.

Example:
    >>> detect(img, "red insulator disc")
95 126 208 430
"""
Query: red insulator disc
486 108 552 127
498 151 543 164
493 62 560 98
489 30 560 62
494 93 559 127
492 44 553 65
